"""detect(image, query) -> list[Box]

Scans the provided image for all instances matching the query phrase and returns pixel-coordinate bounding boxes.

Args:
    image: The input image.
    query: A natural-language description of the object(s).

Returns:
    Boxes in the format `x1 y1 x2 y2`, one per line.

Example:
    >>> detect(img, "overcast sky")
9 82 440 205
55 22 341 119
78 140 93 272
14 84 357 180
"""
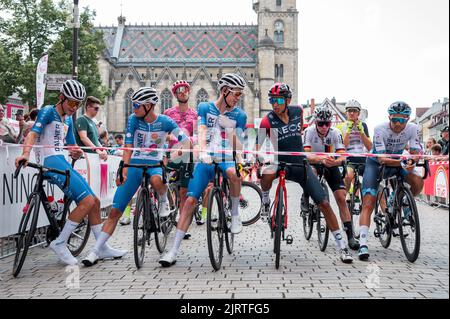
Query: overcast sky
80 0 449 132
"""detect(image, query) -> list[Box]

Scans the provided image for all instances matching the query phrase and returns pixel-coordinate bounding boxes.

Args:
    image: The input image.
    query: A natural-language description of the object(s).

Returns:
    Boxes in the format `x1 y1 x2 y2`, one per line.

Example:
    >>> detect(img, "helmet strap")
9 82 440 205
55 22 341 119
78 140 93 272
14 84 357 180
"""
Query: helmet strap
223 91 233 109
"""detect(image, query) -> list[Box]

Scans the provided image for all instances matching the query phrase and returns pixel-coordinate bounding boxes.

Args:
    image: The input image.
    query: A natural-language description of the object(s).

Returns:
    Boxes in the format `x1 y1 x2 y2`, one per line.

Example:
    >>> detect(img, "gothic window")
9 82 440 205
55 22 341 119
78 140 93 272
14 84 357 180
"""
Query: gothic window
274 20 284 44
124 89 134 130
196 89 209 109
161 89 173 112
276 0 282 6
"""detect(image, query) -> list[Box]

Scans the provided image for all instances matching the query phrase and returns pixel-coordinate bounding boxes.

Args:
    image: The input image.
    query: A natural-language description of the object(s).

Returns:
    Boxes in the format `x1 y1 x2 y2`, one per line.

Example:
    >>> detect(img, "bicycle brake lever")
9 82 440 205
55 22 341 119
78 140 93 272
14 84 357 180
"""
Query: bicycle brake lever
14 160 25 179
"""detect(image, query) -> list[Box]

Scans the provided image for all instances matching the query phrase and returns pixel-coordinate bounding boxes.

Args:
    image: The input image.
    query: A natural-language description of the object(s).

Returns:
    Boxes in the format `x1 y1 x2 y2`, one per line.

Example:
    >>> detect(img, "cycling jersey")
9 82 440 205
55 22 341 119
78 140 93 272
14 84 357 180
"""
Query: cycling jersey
31 105 76 163
303 125 345 153
258 106 304 164
336 121 370 154
372 122 422 156
164 106 198 149
125 114 189 162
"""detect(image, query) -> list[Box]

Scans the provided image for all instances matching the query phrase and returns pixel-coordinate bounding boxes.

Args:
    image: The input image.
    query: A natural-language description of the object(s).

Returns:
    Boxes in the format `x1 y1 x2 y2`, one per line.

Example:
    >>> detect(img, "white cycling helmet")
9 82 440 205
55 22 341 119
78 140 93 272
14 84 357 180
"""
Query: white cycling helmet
345 99 362 111
60 79 86 102
218 73 246 91
131 87 159 105
314 104 333 121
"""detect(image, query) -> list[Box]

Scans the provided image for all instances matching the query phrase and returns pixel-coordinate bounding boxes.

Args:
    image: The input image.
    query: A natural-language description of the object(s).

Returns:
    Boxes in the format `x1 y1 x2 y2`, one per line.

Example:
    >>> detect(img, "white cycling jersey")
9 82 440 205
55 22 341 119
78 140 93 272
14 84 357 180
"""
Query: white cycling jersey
303 125 345 153
372 122 422 155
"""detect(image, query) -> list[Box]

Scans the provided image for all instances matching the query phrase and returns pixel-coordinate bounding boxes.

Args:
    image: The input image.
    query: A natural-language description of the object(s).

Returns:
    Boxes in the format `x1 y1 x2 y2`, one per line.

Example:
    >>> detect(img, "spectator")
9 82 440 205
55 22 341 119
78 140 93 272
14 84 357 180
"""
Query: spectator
74 96 108 161
431 144 442 156
18 108 39 143
112 134 124 156
438 126 449 156
99 131 114 155
425 137 437 155
0 104 19 143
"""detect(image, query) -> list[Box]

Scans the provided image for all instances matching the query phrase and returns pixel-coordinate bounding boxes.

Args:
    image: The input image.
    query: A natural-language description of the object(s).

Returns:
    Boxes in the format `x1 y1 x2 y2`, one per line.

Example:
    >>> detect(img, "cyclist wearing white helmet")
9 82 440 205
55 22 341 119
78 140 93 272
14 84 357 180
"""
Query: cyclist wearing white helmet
82 87 191 267
337 100 372 197
159 73 247 267
15 79 125 266
302 103 359 257
358 101 424 261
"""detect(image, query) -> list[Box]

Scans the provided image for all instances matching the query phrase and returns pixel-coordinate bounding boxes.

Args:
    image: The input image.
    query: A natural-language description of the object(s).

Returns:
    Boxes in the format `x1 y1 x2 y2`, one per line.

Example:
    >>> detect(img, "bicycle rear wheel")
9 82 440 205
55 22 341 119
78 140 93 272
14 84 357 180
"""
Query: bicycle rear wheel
13 193 41 278
168 184 179 229
374 187 392 249
349 183 362 239
398 188 421 262
240 181 263 226
301 197 314 241
317 183 329 252
274 187 284 269
65 199 90 257
133 189 148 269
207 188 224 271
153 192 169 254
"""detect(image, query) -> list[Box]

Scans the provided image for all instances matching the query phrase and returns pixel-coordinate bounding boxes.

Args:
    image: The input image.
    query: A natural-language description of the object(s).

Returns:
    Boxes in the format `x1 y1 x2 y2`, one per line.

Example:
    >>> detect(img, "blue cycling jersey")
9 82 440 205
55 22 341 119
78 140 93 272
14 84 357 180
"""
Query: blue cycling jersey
197 102 247 160
125 114 189 162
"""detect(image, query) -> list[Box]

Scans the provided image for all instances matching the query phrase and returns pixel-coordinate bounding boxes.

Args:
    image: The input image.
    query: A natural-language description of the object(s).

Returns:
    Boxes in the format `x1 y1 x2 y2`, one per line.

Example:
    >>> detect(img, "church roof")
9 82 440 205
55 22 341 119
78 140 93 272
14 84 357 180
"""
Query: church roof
97 24 258 66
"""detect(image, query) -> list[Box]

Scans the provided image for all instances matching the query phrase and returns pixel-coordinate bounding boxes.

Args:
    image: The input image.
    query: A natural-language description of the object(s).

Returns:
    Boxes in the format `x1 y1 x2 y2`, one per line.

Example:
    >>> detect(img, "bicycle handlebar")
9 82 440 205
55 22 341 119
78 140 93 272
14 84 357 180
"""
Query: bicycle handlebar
14 160 71 189
117 161 165 184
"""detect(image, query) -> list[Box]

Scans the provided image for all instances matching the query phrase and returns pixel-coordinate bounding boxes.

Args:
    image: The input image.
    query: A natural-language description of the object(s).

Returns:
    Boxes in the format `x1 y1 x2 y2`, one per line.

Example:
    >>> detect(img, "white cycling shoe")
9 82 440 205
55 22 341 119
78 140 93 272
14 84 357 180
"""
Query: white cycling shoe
159 250 177 268
49 240 78 266
82 251 100 267
230 216 243 234
98 244 128 260
158 202 171 218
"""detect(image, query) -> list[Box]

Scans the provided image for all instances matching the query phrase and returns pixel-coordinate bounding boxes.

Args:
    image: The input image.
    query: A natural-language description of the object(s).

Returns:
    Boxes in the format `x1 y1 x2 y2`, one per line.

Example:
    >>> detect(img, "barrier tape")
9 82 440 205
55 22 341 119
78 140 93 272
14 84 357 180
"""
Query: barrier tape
0 141 448 163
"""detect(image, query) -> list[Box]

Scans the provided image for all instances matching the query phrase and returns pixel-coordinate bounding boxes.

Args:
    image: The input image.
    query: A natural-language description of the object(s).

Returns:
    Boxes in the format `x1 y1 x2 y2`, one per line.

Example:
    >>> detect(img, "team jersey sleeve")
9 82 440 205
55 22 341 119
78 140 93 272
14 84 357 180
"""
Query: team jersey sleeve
163 116 189 143
125 115 138 145
334 129 346 152
256 116 270 146
363 122 370 138
236 111 248 144
303 128 312 151
409 124 423 153
372 126 386 154
197 103 208 127
65 117 76 145
31 106 53 135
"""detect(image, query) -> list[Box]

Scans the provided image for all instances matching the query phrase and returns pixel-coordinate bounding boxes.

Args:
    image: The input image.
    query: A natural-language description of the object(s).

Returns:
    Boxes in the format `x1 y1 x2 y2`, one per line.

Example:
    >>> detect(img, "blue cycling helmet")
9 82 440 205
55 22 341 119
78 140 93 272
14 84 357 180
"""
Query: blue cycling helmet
388 101 412 116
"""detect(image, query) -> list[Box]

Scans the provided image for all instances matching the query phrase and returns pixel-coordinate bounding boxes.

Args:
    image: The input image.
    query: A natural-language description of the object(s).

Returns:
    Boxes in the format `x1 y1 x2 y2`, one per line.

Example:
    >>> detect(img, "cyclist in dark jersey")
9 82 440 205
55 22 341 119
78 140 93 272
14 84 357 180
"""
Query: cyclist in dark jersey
255 83 354 263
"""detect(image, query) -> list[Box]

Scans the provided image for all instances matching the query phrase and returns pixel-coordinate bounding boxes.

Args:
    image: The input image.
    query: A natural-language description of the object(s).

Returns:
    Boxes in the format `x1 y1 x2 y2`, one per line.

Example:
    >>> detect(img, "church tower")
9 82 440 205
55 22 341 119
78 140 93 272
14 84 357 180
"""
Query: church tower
254 0 299 116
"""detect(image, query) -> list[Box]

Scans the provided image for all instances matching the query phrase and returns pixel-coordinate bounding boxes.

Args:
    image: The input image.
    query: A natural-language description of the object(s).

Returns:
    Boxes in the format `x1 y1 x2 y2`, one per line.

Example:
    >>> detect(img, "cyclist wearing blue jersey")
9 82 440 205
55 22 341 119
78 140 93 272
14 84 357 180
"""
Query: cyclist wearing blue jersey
159 73 247 267
82 87 190 266
15 80 124 266
358 102 424 261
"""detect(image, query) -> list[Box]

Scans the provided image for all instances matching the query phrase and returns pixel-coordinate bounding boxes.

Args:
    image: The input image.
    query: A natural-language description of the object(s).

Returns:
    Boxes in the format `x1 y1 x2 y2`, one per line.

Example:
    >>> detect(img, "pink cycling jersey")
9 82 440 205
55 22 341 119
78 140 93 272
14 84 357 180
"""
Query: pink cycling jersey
164 105 198 148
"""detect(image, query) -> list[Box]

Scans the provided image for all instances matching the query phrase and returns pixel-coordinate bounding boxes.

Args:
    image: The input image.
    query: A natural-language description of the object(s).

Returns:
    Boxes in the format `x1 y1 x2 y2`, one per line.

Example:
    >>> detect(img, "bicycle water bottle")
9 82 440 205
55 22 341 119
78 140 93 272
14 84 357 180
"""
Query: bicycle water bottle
387 191 395 214
354 196 361 212
47 196 58 215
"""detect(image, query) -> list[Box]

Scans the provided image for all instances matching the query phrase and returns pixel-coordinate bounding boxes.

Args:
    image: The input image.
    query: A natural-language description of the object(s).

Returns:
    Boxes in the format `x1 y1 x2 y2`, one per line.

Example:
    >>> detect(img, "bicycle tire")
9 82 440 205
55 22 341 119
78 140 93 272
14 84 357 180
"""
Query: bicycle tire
398 188 421 262
302 197 314 241
375 187 392 249
207 188 224 271
153 192 168 254
133 188 148 269
168 184 179 229
317 183 329 252
13 193 41 278
274 187 284 269
349 183 362 239
240 181 263 226
65 199 90 257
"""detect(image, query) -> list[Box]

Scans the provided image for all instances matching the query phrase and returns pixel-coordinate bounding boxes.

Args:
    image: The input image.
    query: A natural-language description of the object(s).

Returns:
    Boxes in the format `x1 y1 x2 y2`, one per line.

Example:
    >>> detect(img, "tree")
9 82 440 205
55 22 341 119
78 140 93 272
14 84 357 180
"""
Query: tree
0 42 21 104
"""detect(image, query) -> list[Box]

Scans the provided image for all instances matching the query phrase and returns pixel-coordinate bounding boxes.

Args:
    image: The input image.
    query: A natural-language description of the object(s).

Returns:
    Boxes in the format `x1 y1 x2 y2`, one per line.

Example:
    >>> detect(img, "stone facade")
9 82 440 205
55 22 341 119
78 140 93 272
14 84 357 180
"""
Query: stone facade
96 0 298 133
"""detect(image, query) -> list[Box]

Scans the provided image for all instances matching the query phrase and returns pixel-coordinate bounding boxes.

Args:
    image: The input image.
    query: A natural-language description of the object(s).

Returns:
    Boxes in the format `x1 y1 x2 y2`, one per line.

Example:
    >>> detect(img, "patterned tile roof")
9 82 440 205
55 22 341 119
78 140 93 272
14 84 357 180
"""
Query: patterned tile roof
97 25 258 65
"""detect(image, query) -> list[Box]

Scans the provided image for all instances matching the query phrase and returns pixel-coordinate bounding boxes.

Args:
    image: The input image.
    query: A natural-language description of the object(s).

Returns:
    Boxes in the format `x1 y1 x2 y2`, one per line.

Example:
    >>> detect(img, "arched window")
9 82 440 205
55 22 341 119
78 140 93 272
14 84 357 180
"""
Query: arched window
161 89 173 113
124 89 134 130
274 20 284 44
196 89 209 109
276 0 282 6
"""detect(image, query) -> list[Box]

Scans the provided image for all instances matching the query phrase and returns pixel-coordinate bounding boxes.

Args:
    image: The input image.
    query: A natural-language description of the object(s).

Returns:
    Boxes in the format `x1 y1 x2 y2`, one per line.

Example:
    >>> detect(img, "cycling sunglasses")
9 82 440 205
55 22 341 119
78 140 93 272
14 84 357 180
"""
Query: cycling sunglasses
176 86 188 94
390 117 408 124
346 108 360 113
269 97 286 105
316 121 332 128
133 102 142 110
228 89 243 98
66 99 81 108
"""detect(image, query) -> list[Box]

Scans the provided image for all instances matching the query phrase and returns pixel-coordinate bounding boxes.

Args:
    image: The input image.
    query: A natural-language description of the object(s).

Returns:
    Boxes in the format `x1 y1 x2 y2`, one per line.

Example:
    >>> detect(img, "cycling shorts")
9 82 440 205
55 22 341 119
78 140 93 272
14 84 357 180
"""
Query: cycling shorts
312 165 346 192
187 162 235 200
347 156 366 175
166 161 192 189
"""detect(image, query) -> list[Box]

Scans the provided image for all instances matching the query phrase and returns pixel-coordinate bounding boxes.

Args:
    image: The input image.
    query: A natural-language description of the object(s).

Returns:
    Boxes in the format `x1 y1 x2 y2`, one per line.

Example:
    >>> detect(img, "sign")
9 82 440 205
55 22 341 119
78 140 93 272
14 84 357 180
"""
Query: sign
45 74 72 91
423 162 449 201
5 103 26 119
36 53 48 109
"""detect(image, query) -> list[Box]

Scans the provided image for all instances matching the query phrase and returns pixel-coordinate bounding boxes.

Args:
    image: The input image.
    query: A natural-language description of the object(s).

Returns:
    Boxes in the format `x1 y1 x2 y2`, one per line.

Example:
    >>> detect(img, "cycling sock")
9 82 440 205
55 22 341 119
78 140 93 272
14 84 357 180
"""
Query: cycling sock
359 225 369 247
201 207 207 220
262 191 270 204
159 192 168 204
231 197 239 216
332 230 346 250
93 232 110 254
171 229 185 254
56 220 79 244
91 223 103 239
343 221 354 240
124 205 131 218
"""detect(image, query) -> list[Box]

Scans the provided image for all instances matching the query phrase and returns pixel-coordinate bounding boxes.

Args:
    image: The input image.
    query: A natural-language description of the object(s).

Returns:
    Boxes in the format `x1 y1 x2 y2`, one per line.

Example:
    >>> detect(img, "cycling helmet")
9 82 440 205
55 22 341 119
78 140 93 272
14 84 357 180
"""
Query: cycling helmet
388 101 412 116
131 87 159 105
314 104 333 121
60 79 86 102
345 99 362 111
217 73 246 91
171 80 191 95
268 82 293 99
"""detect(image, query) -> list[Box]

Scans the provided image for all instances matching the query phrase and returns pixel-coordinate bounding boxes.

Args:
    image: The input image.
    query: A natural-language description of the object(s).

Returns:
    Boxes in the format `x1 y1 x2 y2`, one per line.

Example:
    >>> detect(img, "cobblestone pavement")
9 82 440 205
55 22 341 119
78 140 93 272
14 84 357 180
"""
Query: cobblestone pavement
0 183 448 299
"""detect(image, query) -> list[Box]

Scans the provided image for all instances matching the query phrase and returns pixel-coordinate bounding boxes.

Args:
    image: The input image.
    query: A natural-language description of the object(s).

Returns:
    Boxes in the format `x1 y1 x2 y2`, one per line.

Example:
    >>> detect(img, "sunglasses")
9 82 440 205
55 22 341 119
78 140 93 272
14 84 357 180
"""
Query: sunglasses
176 87 188 94
90 106 100 111
133 102 142 110
390 117 408 124
346 109 360 113
66 99 81 108
228 89 243 98
269 97 286 105
317 121 332 128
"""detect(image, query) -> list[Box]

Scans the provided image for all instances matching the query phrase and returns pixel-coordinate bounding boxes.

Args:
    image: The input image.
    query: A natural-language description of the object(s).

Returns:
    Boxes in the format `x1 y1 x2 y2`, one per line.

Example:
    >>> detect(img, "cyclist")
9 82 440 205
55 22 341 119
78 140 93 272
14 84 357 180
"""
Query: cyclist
337 100 372 196
82 87 190 267
164 80 198 239
159 73 247 267
302 104 360 250
256 83 354 263
15 80 123 266
358 101 424 261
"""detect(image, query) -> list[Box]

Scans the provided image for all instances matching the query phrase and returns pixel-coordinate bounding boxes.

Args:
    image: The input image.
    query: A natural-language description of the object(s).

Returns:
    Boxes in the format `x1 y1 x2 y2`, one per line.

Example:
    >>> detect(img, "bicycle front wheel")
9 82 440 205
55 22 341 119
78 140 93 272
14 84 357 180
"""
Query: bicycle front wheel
13 193 41 278
65 199 90 257
274 187 284 269
398 188 421 262
349 183 362 239
207 188 224 271
133 189 148 269
374 187 392 249
240 181 263 226
301 196 314 241
317 183 329 252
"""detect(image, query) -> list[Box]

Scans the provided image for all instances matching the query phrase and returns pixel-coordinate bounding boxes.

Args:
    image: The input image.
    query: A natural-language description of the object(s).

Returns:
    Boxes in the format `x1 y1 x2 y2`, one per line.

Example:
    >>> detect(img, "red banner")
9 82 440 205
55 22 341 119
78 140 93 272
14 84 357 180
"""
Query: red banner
423 162 449 199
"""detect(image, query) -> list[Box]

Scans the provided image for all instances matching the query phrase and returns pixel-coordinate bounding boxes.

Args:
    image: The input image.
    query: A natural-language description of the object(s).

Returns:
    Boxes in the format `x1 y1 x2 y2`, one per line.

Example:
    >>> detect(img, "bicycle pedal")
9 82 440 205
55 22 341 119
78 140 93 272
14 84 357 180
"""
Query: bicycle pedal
373 230 380 238
285 235 294 245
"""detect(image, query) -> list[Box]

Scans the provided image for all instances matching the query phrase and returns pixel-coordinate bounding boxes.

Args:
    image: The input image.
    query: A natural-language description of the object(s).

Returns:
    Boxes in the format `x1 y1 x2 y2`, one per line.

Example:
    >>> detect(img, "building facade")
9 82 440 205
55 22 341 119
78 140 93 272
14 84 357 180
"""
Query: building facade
416 98 449 143
96 0 299 134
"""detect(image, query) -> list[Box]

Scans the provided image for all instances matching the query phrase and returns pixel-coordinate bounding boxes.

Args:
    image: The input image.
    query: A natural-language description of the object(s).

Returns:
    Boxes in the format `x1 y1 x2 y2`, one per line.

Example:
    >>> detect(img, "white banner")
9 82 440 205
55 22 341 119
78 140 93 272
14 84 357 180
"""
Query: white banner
0 147 121 238
36 53 48 109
